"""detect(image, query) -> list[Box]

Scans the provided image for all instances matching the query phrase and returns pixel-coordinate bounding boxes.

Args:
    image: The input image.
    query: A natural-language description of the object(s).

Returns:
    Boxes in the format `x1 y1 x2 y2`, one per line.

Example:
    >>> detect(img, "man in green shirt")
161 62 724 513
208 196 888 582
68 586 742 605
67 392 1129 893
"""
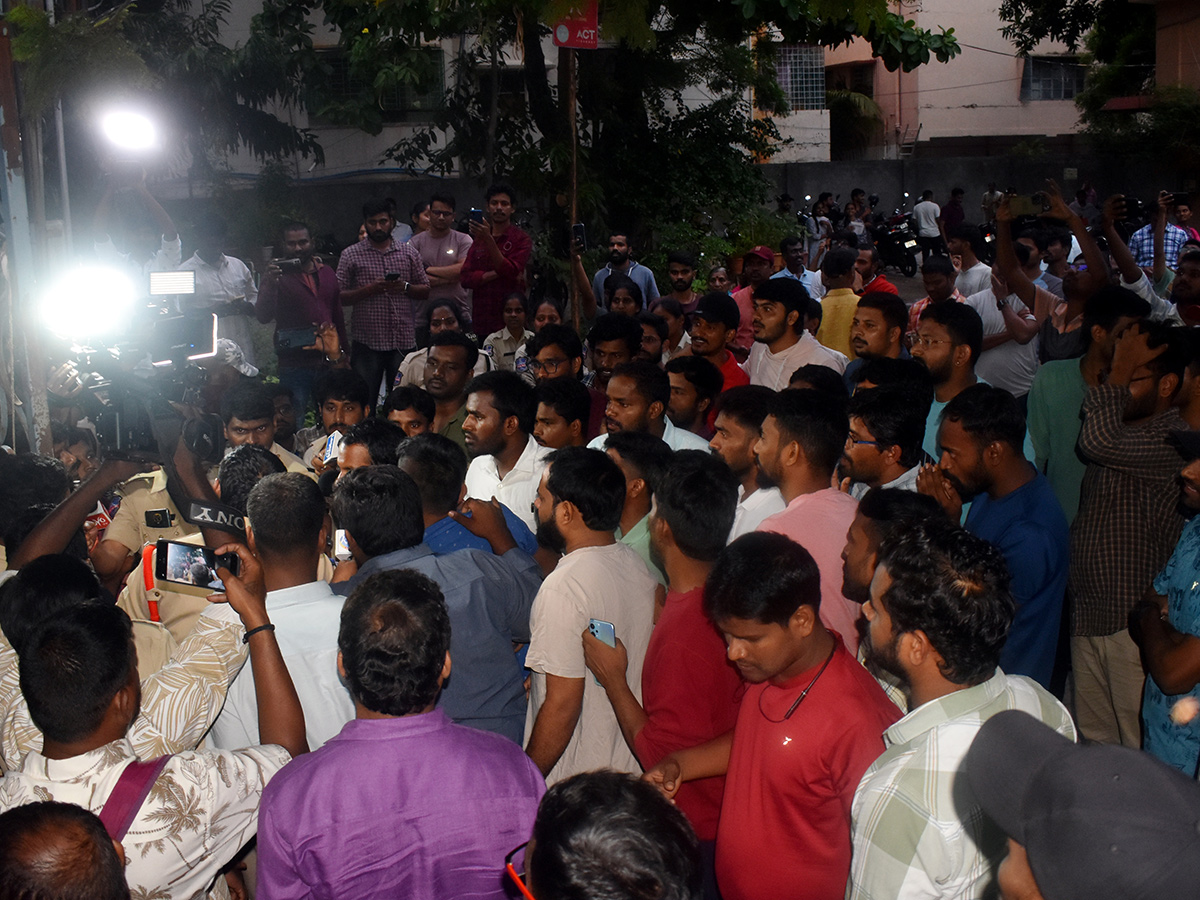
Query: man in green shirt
604 431 671 585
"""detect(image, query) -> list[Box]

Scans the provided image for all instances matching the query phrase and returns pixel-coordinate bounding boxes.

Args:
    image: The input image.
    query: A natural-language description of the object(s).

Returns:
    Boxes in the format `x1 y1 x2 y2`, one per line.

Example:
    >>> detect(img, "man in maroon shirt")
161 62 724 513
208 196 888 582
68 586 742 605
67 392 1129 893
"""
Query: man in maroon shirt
584 451 741 867
257 221 346 417
461 183 532 337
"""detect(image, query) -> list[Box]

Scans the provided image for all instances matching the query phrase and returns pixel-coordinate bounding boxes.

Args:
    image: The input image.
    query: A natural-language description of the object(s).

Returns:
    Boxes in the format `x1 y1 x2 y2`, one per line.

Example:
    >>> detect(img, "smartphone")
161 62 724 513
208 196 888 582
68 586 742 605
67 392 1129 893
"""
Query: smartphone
1172 192 1191 207
384 272 402 281
276 327 318 350
323 431 345 464
334 528 352 562
154 539 240 595
572 222 587 251
470 208 486 225
1008 194 1047 217
588 618 616 686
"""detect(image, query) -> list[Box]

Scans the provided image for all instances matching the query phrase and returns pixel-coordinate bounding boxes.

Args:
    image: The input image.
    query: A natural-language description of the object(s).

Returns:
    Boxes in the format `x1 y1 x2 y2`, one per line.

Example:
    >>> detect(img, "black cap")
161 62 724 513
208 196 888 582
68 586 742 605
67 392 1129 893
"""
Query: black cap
692 292 741 331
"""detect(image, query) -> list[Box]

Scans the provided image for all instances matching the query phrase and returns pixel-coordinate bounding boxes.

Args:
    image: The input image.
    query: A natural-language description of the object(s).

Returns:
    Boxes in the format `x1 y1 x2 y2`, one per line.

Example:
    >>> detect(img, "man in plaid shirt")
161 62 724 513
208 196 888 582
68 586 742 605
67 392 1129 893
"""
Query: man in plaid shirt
337 199 430 401
848 518 1074 900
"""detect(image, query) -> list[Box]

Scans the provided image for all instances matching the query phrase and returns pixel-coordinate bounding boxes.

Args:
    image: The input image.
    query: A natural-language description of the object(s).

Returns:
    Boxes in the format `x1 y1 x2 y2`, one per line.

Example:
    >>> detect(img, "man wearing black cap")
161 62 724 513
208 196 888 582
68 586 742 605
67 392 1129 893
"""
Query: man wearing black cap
847 518 1074 900
688 292 750 393
965 709 1200 900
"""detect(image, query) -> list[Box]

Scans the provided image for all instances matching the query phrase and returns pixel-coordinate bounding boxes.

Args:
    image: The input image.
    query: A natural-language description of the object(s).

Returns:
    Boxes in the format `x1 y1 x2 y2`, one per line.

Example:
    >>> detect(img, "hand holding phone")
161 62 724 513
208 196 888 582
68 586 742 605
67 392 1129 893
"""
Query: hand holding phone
155 538 242 596
583 619 625 688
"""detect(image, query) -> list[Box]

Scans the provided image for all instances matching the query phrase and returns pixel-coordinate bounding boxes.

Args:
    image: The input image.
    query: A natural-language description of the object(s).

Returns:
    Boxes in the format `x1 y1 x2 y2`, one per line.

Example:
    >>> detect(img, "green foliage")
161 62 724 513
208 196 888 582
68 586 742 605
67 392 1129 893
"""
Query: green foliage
826 88 882 159
997 0 1129 55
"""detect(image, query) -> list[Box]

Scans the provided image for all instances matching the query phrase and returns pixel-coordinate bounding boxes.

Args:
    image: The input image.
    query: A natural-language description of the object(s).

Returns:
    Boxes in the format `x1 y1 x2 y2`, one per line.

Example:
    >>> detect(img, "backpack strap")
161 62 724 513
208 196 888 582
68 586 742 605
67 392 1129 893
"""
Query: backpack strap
99 755 171 842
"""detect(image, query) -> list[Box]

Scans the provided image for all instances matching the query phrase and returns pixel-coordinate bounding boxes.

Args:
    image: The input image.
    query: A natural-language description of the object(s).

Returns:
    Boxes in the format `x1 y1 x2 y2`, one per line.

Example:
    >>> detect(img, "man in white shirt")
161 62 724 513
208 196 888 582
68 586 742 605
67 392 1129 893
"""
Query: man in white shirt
912 190 943 263
587 360 711 452
524 447 657 783
463 370 550 533
709 385 785 541
93 175 181 282
208 473 354 751
746 278 845 391
946 224 992 298
178 215 260 365
842 383 931 499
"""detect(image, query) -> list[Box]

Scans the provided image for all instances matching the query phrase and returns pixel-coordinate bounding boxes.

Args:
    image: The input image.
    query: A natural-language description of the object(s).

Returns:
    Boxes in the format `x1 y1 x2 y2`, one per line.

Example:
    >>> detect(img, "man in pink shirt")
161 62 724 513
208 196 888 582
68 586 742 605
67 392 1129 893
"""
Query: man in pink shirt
754 389 862 652
729 246 773 360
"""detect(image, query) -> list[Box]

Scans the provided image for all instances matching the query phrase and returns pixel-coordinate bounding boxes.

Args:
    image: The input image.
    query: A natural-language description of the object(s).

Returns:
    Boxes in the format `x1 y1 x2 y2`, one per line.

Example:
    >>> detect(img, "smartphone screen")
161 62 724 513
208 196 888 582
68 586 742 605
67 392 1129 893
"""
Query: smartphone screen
156 540 229 591
334 528 352 561
470 208 486 225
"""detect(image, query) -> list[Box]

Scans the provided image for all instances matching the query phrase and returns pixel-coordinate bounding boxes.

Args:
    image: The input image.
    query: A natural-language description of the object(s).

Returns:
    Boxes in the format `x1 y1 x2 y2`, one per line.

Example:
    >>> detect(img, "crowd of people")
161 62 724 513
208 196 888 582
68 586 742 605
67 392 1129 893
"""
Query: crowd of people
2 176 1200 900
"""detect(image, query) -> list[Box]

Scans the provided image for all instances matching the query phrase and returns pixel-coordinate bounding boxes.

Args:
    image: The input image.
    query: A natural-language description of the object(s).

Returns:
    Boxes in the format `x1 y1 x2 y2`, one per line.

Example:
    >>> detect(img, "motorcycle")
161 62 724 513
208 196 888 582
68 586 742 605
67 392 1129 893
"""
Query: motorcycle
872 197 919 277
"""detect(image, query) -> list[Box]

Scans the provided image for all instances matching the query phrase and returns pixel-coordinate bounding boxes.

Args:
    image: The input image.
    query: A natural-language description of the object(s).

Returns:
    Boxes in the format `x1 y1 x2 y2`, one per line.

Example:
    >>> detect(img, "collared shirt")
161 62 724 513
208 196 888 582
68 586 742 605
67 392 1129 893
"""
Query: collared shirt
1071 385 1186 635
1027 359 1089 524
105 469 196 553
335 238 429 351
439 403 470 456
209 581 355 752
397 346 490 389
334 544 542 742
617 514 666 585
464 434 551 532
483 327 534 371
461 226 533 336
0 738 289 900
728 485 786 542
848 671 1075 900
746 331 846 392
586 418 712 453
255 264 346 369
1129 221 1190 269
906 290 966 339
849 464 920 500
178 252 260 364
859 272 899 296
1 602 247 773
771 265 826 299
256 711 544 900
591 260 660 310
423 504 539 557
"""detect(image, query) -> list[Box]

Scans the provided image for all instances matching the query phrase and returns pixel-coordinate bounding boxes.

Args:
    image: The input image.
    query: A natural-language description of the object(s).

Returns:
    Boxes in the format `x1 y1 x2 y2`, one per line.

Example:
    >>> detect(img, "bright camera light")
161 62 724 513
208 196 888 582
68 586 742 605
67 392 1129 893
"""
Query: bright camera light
101 111 157 151
42 266 138 340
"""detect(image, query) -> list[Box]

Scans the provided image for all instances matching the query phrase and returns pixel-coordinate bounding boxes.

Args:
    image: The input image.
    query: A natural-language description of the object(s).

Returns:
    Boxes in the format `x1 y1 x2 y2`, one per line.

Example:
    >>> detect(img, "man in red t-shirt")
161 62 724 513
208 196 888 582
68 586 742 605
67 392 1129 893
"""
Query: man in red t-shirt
584 450 743 849
646 531 900 900
689 292 751 393
460 183 532 336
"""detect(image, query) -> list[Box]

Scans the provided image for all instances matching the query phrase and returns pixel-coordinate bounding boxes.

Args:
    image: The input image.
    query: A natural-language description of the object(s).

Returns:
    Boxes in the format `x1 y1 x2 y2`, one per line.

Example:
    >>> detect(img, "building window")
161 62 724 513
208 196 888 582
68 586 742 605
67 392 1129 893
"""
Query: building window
776 45 826 111
315 48 445 123
1020 57 1086 102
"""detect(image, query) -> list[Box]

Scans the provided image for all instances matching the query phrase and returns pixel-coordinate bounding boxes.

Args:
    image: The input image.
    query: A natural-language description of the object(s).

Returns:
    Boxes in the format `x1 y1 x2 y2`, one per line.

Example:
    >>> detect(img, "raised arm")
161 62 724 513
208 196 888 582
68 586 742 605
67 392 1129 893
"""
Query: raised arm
1040 179 1106 297
992 197 1038 308
571 244 598 321
1102 195 1144 285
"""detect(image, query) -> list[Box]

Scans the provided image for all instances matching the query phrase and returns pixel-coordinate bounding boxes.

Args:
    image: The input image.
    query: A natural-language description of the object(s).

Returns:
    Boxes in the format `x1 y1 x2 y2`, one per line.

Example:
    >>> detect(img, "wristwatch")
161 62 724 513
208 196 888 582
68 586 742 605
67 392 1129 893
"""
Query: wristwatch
403 281 410 293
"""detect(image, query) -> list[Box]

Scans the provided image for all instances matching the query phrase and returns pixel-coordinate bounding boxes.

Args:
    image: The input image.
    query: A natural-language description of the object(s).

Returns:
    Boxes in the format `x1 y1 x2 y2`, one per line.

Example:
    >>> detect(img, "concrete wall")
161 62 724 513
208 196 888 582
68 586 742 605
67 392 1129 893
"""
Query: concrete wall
772 110 831 163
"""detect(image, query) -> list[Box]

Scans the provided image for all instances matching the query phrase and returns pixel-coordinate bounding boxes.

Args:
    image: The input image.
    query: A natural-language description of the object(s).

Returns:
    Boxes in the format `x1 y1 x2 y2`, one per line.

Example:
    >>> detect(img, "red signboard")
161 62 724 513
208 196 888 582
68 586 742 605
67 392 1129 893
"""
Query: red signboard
551 1 598 49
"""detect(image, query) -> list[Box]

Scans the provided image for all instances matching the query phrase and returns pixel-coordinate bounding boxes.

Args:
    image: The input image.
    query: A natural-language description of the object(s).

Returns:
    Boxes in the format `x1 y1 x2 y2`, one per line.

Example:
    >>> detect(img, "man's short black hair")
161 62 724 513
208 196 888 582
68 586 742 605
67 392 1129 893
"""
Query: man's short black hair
665 356 724 403
429 331 481 370
485 182 517 204
877 517 1014 686
0 454 68 523
768 388 848 477
587 315 643 358
537 377 591 428
429 192 456 210
3 503 88 564
946 224 983 257
637 310 669 341
788 364 849 399
331 466 425 557
247 473 327 558
281 220 310 240
465 370 537 436
0 802 131 900
1016 228 1049 253
382 386 436 423
339 570 450 716
314 368 372 410
604 432 673 498
342 418 409 466
395 432 468 516
921 254 957 278
853 357 935 391
220 381 274 425
857 487 945 548
857 291 908 334
529 771 701 900
821 246 858 278
780 235 804 254
362 198 392 220
921 189 934 200
712 385 775 433
20 602 134 744
654 449 738 561
706 532 822 625
849 384 933 469
752 277 810 334
0 555 102 656
528 324 584 363
545 447 624 532
1142 321 1189 388
217 445 286 516
610 360 670 410
919 302 983 365
666 250 697 268
1080 286 1149 349
941 384 1026 453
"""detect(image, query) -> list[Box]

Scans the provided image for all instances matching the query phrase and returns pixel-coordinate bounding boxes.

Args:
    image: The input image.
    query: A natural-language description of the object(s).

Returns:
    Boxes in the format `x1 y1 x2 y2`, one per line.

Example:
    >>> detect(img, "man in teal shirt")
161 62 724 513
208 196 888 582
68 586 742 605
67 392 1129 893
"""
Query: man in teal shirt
604 431 670 585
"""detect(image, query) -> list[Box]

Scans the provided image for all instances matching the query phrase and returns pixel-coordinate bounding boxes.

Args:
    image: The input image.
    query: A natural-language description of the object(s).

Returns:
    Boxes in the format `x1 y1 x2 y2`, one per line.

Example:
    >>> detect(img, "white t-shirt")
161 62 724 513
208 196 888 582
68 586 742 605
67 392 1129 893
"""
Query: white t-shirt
524 542 657 784
964 288 1040 397
957 261 993 298
913 201 941 238
745 332 846 392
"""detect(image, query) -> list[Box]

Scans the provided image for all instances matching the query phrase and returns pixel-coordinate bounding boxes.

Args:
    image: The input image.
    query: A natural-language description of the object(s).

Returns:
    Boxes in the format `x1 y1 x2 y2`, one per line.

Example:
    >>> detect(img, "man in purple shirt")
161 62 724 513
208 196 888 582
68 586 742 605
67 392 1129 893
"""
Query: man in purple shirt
337 198 431 402
256 569 545 900
256 221 347 417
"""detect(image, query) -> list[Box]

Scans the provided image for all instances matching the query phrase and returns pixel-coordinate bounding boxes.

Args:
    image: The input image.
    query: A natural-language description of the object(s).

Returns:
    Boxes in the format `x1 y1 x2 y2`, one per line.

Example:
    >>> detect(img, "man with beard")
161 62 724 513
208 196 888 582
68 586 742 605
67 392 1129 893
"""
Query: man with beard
524 448 658 781
460 183 532 336
256 221 347 417
1071 322 1189 748
660 251 700 316
917 385 1069 688
729 247 773 360
709 387 786 542
754 389 862 653
605 431 672 585
645 532 900 900
841 292 909 390
582 315 642 394
462 371 549 533
337 199 430 399
772 235 826 300
909 301 983 459
847 518 1074 900
688 293 750 394
526 324 606 440
424 332 479 455
746 278 844 391
591 232 660 312
841 384 931 499
1170 249 1200 323
587 360 711 452
664 356 723 439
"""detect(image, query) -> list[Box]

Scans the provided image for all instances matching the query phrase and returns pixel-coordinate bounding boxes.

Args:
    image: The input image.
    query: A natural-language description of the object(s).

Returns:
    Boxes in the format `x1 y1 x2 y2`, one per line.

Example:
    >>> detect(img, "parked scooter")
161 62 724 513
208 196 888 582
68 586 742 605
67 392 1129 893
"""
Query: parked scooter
871 194 919 277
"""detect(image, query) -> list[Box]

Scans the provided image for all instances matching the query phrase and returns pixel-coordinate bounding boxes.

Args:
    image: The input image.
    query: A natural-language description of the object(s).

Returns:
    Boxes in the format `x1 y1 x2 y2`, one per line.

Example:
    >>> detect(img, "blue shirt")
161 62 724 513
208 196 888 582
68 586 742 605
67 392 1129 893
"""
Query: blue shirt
422 503 538 556
965 471 1069 687
591 261 660 309
334 544 542 743
1145 515 1200 776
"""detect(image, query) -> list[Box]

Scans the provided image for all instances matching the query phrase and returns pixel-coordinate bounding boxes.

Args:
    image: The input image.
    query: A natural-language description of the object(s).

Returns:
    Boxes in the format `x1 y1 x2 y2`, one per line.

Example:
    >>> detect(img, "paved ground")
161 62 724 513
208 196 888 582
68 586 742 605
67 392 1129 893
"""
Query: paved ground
888 271 927 304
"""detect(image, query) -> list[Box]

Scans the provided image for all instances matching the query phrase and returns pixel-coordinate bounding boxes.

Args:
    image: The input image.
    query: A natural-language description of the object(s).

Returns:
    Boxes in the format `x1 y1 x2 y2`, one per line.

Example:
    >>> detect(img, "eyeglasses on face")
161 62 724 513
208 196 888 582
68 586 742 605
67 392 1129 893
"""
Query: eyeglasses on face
912 335 953 348
505 842 535 900
528 357 569 374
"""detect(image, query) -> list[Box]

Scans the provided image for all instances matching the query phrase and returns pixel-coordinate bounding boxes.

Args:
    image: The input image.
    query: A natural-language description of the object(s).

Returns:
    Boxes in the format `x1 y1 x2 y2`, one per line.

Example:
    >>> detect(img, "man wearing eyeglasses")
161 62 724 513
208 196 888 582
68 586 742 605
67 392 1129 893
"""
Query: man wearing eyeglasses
909 302 984 461
526 324 607 440
410 193 474 337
